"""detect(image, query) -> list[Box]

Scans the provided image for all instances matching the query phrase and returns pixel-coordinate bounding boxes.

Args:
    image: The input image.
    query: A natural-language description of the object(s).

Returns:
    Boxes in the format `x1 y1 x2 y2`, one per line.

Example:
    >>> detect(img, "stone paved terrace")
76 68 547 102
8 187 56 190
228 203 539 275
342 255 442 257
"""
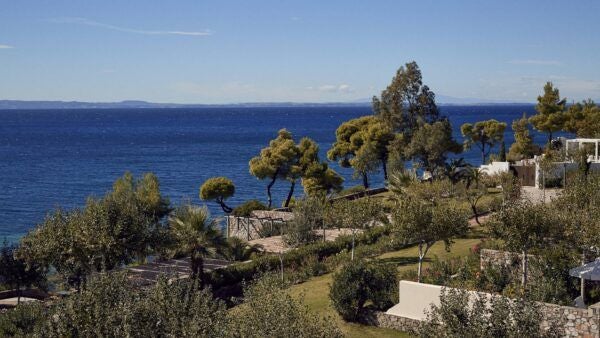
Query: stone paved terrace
125 257 232 286
249 228 361 253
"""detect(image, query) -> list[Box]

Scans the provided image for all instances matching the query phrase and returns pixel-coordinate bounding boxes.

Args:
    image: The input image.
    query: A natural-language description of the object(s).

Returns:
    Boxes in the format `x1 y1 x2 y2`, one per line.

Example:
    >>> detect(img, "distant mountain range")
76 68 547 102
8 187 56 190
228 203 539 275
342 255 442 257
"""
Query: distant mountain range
0 96 534 110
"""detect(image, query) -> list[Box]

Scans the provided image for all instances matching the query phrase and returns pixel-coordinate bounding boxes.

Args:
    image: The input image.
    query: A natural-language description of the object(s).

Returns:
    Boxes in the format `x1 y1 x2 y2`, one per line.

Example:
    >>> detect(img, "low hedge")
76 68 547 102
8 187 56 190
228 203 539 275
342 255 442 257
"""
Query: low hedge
208 226 396 289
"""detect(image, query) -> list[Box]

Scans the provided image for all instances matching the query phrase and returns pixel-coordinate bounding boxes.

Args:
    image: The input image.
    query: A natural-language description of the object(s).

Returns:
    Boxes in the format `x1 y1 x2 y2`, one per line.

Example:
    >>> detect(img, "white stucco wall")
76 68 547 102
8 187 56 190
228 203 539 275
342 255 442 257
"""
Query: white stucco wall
479 161 510 176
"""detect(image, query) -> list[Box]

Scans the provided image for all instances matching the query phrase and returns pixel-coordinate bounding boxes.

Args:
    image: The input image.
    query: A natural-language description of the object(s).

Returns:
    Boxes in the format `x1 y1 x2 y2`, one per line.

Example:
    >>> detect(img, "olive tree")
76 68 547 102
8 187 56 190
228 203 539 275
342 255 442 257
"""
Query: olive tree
329 260 397 322
200 176 235 213
229 274 343 338
43 273 230 337
284 195 326 246
490 201 561 288
326 197 383 260
17 172 170 288
0 241 46 304
461 119 507 164
392 198 468 282
422 287 563 338
458 168 489 225
555 174 600 302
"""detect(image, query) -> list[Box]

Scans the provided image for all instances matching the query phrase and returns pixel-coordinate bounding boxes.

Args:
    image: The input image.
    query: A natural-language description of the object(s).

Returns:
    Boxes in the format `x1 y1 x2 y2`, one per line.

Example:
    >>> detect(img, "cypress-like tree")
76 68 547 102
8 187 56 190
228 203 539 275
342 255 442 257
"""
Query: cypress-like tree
529 82 567 144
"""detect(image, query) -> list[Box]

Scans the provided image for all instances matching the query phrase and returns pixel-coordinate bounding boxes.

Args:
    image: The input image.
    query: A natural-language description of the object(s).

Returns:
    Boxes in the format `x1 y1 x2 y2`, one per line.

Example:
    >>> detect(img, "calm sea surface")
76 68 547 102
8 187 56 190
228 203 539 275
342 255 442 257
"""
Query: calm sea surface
1 105 559 241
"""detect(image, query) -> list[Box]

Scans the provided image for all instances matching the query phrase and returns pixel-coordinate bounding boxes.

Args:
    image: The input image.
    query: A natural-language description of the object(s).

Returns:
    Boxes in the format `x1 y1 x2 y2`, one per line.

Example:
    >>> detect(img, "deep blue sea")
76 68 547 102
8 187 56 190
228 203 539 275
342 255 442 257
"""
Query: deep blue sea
1 105 558 241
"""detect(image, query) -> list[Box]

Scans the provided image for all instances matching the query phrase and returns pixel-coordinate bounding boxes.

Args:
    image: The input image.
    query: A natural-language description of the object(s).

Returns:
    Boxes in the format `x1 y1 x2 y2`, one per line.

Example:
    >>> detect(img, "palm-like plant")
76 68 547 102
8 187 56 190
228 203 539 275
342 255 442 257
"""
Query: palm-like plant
169 204 227 285
386 169 417 199
444 158 473 185
225 237 263 261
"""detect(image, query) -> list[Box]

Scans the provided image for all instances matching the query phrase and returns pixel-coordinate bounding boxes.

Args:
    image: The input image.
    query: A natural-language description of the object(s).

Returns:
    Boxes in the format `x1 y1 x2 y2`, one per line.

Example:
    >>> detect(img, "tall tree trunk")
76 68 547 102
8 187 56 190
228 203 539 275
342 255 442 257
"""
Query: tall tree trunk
351 230 356 261
481 142 486 164
16 283 21 305
581 251 586 304
267 175 277 208
217 198 233 213
521 249 528 288
417 242 425 283
191 253 204 287
284 181 295 207
471 204 481 225
279 253 284 281
548 131 553 145
382 160 388 180
362 172 369 189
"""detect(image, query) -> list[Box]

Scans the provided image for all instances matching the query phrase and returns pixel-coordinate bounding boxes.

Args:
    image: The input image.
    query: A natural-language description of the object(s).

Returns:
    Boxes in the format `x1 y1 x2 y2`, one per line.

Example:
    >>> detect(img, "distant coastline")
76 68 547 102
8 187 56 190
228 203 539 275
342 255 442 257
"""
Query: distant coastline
0 99 534 110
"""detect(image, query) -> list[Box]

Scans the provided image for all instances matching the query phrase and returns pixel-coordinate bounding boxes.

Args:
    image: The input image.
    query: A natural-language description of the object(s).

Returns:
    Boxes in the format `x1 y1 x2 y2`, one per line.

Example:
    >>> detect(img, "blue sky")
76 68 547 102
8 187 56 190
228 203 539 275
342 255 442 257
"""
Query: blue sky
1 0 599 103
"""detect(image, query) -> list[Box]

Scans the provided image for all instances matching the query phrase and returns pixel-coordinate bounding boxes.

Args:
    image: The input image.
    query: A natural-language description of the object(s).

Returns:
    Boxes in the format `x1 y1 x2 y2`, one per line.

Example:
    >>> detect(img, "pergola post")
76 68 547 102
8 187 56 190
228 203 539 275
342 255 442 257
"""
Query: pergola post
581 276 585 304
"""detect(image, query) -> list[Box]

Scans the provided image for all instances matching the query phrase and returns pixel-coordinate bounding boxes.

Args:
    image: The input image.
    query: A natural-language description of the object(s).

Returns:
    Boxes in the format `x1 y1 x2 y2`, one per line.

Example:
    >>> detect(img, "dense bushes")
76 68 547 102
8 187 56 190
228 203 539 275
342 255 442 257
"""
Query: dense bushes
16 172 170 288
0 272 342 338
337 185 366 196
209 226 397 290
329 260 397 322
45 274 229 337
229 274 342 337
231 200 268 217
398 241 587 307
0 302 46 337
421 287 563 338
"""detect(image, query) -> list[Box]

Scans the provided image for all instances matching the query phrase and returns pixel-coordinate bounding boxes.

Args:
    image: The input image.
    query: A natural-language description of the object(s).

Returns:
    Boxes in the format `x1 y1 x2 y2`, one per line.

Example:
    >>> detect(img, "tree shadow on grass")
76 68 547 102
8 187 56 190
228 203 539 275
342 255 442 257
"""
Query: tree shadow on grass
376 256 425 267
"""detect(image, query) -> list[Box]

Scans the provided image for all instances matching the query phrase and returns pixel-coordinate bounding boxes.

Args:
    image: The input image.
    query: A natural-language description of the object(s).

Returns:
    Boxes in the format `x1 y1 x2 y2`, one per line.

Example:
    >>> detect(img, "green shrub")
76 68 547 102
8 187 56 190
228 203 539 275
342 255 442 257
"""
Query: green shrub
337 185 366 196
421 288 563 337
329 260 397 322
229 274 343 337
0 302 46 337
43 273 230 337
208 226 400 293
232 200 268 217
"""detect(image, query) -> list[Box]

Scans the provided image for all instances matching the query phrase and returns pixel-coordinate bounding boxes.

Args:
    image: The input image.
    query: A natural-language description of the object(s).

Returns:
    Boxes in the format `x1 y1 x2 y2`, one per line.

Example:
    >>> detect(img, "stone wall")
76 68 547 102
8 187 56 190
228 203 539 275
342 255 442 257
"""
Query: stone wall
360 310 420 335
363 280 600 337
226 211 293 240
363 304 600 338
479 248 540 281
479 248 537 269
250 210 294 221
541 302 600 337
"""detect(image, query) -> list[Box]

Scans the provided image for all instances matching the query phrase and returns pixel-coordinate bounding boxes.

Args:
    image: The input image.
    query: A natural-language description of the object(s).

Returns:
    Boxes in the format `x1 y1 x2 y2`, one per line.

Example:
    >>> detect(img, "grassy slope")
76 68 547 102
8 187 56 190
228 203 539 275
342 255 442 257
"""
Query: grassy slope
288 238 481 338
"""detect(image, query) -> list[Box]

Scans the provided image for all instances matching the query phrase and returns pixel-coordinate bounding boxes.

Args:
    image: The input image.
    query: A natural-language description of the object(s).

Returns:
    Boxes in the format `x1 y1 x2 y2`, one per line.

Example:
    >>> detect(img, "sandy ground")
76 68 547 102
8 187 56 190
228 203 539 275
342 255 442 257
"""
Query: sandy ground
0 297 38 307
521 186 562 204
249 228 361 253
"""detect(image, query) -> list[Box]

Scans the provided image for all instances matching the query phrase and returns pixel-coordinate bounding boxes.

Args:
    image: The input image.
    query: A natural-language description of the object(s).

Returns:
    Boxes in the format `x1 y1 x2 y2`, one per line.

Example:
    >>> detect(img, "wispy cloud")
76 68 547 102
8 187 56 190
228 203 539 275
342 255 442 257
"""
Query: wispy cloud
307 84 353 93
51 17 211 36
508 59 561 66
0 44 14 49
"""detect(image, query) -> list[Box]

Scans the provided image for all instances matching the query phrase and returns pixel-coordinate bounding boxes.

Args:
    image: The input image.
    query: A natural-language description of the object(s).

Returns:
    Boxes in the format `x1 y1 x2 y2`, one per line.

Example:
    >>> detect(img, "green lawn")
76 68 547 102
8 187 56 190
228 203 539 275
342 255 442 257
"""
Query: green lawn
288 237 481 338
289 273 410 338
377 238 481 272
